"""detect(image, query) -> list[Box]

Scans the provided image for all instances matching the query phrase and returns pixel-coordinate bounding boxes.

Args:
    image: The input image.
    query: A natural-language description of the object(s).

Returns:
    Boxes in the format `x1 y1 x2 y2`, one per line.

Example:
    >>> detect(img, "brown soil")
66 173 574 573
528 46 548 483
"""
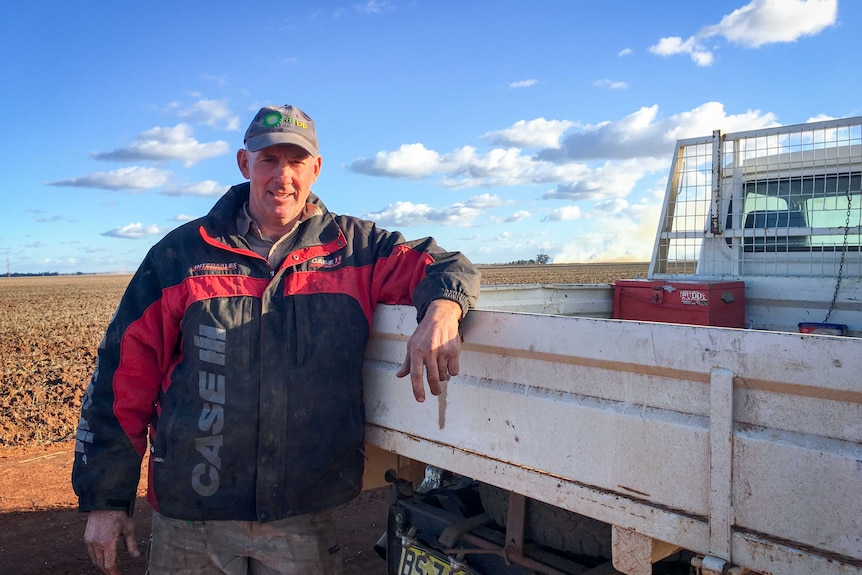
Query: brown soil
0 264 646 574
0 441 390 574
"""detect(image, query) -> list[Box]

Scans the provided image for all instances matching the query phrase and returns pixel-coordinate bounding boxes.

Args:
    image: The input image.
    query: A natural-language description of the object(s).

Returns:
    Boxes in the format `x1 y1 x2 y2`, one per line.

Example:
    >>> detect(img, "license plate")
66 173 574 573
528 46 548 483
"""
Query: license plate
398 546 473 575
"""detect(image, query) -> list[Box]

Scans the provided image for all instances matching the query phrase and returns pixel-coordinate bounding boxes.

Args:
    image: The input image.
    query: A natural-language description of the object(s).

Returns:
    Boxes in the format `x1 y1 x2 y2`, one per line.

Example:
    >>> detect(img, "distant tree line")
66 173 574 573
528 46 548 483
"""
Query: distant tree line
5 271 60 277
3 271 93 278
502 253 552 265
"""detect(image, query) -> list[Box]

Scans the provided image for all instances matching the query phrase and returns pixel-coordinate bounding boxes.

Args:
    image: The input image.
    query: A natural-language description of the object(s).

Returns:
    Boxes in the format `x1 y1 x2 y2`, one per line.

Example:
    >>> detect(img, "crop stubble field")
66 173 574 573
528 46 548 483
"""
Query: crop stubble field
0 263 647 574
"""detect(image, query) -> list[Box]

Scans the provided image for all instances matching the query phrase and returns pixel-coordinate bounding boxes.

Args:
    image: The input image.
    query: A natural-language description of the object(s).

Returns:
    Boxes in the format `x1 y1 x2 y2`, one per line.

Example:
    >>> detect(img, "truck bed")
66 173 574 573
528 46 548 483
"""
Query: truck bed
363 300 862 575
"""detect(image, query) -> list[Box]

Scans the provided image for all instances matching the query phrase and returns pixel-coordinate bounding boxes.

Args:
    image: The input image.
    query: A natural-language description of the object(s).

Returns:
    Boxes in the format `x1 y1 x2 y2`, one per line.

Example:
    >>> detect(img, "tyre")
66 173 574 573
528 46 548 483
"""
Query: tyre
477 482 612 559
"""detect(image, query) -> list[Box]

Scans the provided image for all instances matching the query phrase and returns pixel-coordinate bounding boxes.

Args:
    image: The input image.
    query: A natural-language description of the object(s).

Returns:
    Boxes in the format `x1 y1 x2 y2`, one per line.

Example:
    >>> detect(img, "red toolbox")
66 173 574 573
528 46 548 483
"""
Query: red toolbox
613 279 745 328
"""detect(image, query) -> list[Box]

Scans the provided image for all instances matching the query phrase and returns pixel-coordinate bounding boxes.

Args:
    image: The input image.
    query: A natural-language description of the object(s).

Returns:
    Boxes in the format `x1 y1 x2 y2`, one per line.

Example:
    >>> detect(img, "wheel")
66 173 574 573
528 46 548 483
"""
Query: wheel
477 482 613 559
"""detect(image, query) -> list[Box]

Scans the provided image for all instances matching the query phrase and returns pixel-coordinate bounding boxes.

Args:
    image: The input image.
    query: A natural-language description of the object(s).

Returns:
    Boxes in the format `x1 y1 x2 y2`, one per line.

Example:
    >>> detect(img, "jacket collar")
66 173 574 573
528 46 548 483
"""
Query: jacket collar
204 183 339 252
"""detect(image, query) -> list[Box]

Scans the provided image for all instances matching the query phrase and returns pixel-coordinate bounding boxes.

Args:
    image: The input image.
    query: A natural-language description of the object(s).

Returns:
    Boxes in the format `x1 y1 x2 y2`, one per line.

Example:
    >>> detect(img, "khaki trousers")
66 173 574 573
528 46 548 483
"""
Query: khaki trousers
147 509 343 575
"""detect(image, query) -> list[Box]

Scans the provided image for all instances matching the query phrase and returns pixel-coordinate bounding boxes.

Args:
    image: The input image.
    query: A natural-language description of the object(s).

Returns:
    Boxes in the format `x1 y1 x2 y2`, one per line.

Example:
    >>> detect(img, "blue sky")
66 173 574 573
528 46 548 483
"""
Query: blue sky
1 0 858 274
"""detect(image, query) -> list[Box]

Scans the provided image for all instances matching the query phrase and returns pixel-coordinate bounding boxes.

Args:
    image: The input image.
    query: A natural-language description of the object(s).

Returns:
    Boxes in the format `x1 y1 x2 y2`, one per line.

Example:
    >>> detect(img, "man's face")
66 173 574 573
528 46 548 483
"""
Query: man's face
237 144 322 237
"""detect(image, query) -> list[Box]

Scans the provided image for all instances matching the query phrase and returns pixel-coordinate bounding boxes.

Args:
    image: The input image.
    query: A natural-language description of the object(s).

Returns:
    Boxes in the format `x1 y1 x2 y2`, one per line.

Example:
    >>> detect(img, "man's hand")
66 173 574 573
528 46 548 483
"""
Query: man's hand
84 509 141 575
396 299 464 402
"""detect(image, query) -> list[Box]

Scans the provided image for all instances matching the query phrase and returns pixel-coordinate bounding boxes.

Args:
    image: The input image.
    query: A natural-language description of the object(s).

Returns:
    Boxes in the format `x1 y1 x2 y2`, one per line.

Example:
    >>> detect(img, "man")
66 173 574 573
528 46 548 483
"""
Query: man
73 104 480 574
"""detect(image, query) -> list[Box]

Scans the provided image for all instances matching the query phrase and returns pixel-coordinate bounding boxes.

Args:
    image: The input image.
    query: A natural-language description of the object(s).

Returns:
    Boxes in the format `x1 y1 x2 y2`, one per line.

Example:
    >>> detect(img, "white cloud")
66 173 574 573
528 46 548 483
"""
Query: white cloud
806 113 835 123
176 98 240 130
509 79 538 89
543 205 582 222
171 214 197 222
593 79 629 90
442 147 593 189
591 198 631 215
618 48 633 57
353 143 593 190
703 0 837 48
361 202 437 227
162 180 227 197
50 166 171 191
463 193 509 209
543 158 668 201
505 210 532 223
650 0 837 65
92 123 230 167
483 118 576 149
540 102 778 162
367 202 481 227
102 223 166 239
351 143 441 178
364 195 495 228
649 36 714 66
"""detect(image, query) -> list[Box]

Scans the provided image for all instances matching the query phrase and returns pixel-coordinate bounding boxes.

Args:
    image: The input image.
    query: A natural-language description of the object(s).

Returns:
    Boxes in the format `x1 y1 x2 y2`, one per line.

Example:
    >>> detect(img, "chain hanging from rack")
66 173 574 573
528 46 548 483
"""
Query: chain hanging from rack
824 189 853 323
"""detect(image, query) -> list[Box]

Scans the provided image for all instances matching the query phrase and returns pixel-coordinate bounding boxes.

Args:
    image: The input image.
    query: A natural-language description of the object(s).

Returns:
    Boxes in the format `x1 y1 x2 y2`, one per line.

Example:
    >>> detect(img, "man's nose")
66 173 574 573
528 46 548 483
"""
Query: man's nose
274 162 294 183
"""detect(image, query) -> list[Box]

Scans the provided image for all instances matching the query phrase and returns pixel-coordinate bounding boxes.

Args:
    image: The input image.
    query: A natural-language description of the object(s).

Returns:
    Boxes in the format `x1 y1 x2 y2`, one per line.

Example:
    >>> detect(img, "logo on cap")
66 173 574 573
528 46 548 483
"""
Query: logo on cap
261 111 309 131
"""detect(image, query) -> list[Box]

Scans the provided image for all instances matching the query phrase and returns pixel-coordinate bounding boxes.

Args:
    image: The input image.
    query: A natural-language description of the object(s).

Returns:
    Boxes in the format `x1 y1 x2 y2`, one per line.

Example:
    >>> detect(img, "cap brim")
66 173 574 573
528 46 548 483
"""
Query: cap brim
245 133 318 156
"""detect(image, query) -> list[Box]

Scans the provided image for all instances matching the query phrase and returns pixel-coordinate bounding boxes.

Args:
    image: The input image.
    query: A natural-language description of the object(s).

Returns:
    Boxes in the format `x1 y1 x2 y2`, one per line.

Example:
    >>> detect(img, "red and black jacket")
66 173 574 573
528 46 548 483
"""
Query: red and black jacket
72 183 479 522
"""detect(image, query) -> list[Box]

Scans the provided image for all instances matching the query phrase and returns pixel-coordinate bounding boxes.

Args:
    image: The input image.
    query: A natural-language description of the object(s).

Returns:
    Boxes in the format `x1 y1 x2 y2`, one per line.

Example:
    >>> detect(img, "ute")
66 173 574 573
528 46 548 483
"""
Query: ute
361 116 862 574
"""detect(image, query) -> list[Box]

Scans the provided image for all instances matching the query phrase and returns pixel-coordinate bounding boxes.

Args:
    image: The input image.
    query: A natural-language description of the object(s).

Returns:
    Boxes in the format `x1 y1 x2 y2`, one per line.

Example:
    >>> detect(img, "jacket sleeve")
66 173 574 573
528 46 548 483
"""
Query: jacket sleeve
363 221 481 321
72 253 176 515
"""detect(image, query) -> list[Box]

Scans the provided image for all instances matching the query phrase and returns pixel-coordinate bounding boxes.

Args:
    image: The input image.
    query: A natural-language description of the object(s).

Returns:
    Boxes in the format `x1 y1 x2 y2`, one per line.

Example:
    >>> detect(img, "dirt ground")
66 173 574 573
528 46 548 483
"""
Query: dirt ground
0 264 647 574
0 441 392 574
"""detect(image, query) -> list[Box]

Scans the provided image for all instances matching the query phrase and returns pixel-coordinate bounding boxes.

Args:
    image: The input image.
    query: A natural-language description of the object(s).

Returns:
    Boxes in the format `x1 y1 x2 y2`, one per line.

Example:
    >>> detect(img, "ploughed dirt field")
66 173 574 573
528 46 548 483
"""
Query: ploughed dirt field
0 263 646 574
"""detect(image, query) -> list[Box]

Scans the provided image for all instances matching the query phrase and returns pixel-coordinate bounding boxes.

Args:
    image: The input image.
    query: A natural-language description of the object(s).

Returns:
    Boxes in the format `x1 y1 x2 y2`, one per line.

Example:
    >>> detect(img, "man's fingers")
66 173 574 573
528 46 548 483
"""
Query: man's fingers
410 354 428 402
422 361 443 398
396 355 410 379
101 545 119 575
447 352 460 377
86 542 98 566
398 350 456 402
86 533 113 573
438 354 459 382
124 531 142 558
395 336 459 403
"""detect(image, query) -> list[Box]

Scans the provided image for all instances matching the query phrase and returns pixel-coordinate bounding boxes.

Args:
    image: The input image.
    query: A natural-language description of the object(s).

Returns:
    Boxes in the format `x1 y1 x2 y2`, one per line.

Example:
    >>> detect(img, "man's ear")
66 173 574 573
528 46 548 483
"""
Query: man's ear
237 149 251 179
313 155 322 181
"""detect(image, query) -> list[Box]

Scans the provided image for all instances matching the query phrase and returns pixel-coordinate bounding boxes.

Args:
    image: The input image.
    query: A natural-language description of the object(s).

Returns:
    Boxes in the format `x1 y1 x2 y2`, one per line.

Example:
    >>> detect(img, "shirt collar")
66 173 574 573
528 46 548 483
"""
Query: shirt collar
235 201 324 243
236 201 256 236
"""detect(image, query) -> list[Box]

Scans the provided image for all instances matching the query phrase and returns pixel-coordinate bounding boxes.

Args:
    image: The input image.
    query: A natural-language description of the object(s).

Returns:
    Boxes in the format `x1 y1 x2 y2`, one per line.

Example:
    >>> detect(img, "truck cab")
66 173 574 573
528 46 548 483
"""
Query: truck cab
654 121 862 334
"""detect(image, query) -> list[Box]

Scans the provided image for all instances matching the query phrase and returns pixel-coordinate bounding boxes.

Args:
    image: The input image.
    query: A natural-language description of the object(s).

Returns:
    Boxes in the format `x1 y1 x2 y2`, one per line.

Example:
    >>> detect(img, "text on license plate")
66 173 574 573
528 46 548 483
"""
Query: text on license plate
399 546 455 575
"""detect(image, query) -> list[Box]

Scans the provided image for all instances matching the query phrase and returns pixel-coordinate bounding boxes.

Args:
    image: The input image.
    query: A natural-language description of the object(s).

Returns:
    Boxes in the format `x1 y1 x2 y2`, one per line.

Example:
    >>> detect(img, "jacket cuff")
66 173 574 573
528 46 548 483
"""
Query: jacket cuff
416 291 472 323
78 498 136 518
